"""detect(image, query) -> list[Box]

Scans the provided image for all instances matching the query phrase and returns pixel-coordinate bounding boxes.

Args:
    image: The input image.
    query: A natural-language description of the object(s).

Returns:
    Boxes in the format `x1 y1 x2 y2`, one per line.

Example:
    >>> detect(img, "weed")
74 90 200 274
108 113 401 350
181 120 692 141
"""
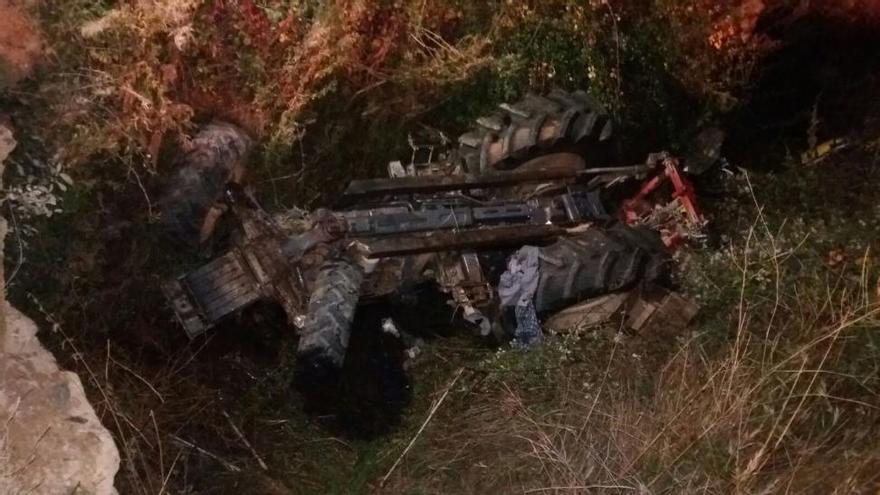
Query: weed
380 138 880 493
5 2 880 494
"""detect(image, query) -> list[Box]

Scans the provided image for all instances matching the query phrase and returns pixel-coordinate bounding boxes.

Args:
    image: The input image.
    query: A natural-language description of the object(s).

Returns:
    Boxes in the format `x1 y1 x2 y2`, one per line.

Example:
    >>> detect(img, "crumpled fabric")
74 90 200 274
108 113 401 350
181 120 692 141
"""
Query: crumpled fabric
512 301 542 348
463 305 492 336
498 246 540 306
497 246 543 348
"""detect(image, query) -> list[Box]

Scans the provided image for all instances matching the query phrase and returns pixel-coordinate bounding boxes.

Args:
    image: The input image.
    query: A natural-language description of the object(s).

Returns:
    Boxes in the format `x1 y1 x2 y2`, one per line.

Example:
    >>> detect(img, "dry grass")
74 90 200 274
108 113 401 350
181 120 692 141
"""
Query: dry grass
23 292 222 495
7 2 880 494
507 289 880 493
382 176 880 494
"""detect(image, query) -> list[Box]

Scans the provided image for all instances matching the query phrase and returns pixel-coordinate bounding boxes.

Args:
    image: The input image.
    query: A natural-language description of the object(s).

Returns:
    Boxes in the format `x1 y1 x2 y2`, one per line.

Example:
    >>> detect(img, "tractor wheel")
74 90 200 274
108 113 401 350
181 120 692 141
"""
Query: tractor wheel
159 122 252 247
295 257 365 386
456 89 614 175
533 223 670 315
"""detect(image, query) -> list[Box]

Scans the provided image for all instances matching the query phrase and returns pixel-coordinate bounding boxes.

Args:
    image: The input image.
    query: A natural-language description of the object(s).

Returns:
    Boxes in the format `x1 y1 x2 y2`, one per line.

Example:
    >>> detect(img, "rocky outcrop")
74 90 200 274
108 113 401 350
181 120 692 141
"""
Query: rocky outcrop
0 125 120 494
1 305 120 495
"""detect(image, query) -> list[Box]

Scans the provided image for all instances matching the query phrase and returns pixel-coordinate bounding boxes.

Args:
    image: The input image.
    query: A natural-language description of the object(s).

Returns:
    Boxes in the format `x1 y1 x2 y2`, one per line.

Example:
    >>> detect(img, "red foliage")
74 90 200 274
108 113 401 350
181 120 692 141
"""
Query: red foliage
182 0 409 132
339 1 405 77
236 0 274 54
206 0 296 55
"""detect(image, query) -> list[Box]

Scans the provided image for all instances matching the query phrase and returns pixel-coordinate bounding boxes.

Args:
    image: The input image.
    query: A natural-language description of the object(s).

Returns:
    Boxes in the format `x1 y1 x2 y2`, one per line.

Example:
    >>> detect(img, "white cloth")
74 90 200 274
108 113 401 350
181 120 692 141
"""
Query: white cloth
497 246 541 307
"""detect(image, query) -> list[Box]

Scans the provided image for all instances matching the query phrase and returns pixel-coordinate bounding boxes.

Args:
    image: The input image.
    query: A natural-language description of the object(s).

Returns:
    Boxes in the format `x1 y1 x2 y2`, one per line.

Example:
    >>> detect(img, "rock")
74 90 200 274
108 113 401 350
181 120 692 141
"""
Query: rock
0 124 120 494
1 307 120 495
0 123 17 341
0 124 14 164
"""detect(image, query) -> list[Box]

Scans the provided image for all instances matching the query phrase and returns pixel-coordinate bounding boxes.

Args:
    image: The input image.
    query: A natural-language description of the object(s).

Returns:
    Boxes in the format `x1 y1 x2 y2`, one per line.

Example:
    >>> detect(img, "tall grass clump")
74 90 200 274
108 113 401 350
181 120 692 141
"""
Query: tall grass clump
519 178 880 493
380 170 880 494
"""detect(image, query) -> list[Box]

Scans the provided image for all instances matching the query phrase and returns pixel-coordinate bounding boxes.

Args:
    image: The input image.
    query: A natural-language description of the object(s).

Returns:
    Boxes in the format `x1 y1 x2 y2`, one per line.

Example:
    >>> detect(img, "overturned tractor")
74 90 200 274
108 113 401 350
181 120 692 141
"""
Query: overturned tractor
159 90 707 388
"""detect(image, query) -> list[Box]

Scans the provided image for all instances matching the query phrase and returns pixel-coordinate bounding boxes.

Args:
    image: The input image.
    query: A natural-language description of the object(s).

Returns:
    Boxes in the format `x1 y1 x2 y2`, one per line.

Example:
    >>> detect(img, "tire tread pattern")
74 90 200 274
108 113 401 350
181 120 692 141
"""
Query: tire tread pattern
160 122 252 247
457 90 613 174
534 224 670 314
296 258 365 370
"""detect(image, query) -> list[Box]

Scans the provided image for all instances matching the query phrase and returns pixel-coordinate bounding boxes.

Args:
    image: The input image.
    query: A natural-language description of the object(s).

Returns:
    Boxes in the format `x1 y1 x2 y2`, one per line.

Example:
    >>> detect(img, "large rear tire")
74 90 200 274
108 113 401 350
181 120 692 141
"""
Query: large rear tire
159 122 252 247
456 89 613 175
533 223 670 315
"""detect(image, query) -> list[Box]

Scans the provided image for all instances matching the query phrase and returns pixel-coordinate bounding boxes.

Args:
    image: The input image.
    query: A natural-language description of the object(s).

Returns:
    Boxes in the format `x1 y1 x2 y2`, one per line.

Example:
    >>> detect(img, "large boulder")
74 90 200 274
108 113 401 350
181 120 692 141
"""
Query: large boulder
0 305 120 495
0 124 120 494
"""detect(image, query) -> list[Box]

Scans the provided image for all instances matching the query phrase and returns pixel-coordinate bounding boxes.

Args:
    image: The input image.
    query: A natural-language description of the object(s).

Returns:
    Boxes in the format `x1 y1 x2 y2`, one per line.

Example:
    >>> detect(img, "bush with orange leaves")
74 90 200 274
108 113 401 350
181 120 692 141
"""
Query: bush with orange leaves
22 0 880 172
18 1 201 167
187 0 408 130
627 0 771 111
18 1 496 174
12 0 762 172
657 0 880 106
